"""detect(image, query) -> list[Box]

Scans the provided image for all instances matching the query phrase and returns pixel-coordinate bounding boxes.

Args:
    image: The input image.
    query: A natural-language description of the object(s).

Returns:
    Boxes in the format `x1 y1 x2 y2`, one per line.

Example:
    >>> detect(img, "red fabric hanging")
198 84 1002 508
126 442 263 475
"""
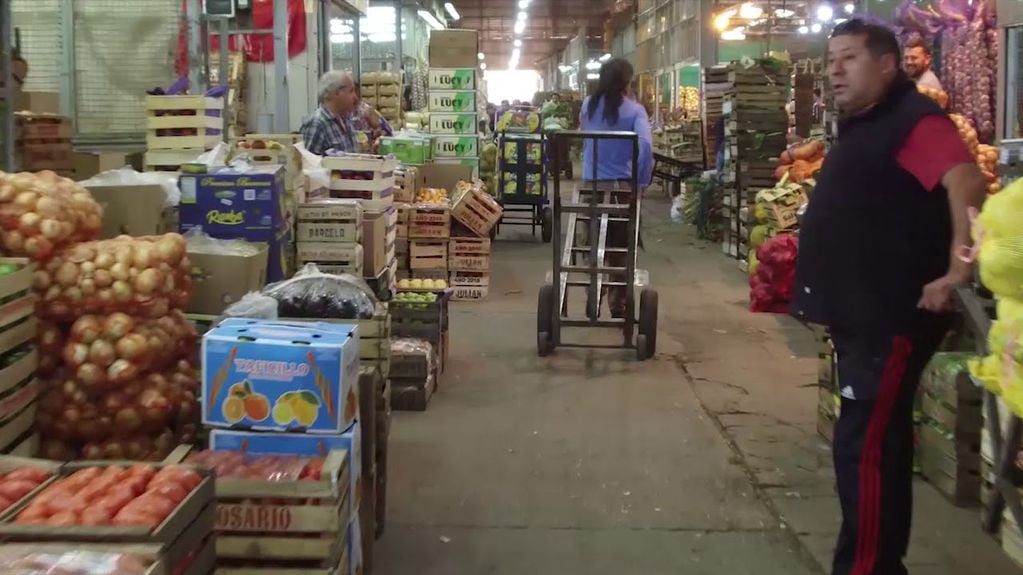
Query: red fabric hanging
177 0 308 77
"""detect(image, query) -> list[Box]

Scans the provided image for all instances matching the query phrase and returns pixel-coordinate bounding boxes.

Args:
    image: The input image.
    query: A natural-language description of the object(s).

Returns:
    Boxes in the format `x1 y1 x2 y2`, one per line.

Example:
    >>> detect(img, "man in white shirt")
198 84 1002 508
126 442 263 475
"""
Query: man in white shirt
904 37 943 91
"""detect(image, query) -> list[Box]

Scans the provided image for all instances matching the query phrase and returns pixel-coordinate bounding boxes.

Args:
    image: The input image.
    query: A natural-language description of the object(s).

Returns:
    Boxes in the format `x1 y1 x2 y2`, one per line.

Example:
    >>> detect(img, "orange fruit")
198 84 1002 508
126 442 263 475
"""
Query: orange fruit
222 396 245 423
244 395 270 422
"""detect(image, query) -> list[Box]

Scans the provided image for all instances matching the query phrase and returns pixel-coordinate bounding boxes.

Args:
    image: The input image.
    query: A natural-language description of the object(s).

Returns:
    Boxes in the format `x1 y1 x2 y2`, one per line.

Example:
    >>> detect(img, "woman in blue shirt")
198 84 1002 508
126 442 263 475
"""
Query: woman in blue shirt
578 58 654 317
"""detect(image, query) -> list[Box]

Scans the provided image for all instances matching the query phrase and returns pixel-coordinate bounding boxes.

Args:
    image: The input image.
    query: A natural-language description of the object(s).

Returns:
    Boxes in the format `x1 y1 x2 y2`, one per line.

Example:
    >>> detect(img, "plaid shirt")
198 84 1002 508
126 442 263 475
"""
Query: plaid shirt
300 106 357 155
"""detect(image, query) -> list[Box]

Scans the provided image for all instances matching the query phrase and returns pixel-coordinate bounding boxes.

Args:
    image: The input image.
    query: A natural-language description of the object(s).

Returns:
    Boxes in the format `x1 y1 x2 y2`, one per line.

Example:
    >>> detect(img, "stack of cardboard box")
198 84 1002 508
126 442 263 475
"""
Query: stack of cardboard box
361 71 402 127
428 30 482 179
15 113 73 176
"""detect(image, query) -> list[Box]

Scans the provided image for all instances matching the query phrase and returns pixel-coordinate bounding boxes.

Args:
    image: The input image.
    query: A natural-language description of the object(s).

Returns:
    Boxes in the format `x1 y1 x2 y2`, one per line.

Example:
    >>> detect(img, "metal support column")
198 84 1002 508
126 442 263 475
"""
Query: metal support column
273 0 290 133
395 4 403 75
699 0 718 68
217 18 230 135
1 0 12 171
186 0 205 92
351 16 361 80
57 0 74 121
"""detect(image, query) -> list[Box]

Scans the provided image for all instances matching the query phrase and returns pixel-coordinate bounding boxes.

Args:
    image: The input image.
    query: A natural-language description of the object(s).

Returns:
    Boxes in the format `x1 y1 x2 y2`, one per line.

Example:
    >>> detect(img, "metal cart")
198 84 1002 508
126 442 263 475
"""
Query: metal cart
496 132 553 242
536 130 658 360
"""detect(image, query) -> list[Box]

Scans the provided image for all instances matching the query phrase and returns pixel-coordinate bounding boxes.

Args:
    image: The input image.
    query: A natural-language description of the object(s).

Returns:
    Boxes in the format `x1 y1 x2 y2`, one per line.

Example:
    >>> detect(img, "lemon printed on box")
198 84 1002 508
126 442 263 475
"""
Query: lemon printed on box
273 391 322 427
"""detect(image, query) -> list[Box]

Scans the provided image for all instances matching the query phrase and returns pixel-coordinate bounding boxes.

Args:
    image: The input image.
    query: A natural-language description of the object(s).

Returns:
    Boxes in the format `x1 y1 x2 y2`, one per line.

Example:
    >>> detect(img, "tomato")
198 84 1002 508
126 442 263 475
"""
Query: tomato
14 509 49 524
0 495 12 512
150 466 202 491
111 509 161 528
123 493 176 521
46 494 89 515
120 475 149 496
46 510 80 525
146 482 188 505
127 464 156 483
93 491 134 515
80 506 114 525
4 468 50 483
0 479 41 502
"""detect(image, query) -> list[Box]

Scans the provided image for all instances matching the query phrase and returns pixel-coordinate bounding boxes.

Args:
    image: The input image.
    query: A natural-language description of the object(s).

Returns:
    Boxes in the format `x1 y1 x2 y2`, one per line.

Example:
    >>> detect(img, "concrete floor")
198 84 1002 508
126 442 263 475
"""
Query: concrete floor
375 191 1021 575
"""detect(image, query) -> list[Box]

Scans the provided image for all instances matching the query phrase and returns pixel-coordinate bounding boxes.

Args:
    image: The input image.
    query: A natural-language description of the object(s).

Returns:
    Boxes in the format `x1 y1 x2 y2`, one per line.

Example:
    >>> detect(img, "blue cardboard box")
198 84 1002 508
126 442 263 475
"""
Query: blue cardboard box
179 166 286 241
209 423 362 523
202 319 360 433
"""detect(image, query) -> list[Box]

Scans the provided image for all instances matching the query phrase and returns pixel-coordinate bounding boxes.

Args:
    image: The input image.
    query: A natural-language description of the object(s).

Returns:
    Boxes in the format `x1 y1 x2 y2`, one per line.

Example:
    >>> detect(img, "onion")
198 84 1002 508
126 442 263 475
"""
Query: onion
94 251 115 270
93 269 113 288
18 212 41 232
13 191 38 209
133 244 154 269
63 343 89 367
108 359 138 384
76 363 106 388
133 268 162 295
115 334 148 361
55 262 79 287
89 339 117 368
71 316 102 344
3 230 24 252
111 281 132 302
32 270 51 291
103 313 135 340
110 262 130 282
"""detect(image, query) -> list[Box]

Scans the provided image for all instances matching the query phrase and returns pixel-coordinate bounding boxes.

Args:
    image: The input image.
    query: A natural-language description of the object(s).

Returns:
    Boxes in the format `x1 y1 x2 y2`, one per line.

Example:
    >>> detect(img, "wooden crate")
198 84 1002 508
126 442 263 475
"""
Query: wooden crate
322 155 398 212
296 200 363 244
14 113 72 141
144 148 208 171
410 240 448 270
17 142 73 172
450 284 489 301
450 270 490 287
145 96 224 151
396 204 411 239
296 243 364 276
451 185 502 237
448 237 491 271
208 449 352 574
919 422 981 506
409 206 451 239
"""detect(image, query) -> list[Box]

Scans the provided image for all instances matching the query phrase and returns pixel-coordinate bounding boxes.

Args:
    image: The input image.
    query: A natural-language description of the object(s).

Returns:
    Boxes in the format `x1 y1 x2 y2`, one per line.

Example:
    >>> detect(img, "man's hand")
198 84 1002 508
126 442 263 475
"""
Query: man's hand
918 274 965 312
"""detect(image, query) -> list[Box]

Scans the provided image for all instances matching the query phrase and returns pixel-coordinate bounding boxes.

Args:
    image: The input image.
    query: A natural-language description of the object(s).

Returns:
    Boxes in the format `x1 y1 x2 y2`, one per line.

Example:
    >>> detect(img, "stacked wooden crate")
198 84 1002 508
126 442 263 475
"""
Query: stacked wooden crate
448 181 502 301
15 113 72 176
816 328 838 444
0 258 40 456
361 71 402 127
144 95 224 171
701 66 729 169
918 353 984 506
389 335 441 412
723 62 790 261
295 199 364 276
409 205 451 281
210 52 247 138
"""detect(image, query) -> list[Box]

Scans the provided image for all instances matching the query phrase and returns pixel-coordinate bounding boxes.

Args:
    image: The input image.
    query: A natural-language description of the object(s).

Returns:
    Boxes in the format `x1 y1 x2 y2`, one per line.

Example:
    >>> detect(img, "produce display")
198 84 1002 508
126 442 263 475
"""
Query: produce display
416 187 449 205
0 170 103 261
918 85 950 109
968 178 1023 405
0 467 51 513
184 450 325 482
540 101 571 132
749 234 799 314
394 291 440 309
773 140 824 183
33 234 191 321
950 113 980 156
496 110 541 133
977 143 1001 194
12 464 203 527
397 278 448 290
0 549 152 575
262 264 377 320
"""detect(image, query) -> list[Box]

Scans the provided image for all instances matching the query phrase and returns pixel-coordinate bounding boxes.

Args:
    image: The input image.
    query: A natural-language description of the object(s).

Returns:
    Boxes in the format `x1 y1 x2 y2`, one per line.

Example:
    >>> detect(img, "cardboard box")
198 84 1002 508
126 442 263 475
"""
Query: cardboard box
73 150 145 180
362 208 395 277
428 69 477 91
415 163 474 194
202 319 360 433
178 166 287 241
435 157 480 179
432 135 480 159
428 91 477 113
13 91 59 114
209 421 363 521
380 136 431 165
429 29 479 68
85 184 169 239
428 113 478 135
187 243 269 315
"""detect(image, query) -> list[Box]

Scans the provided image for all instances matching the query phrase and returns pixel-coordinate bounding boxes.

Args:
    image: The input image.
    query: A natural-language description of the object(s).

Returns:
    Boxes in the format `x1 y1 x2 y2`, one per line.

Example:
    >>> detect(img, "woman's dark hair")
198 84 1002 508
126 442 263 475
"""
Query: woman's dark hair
587 58 634 124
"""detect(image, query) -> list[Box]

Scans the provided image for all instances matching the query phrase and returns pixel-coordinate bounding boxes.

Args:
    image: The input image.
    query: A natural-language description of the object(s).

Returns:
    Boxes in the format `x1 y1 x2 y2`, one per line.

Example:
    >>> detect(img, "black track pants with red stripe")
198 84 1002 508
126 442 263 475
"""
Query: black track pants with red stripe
831 328 945 575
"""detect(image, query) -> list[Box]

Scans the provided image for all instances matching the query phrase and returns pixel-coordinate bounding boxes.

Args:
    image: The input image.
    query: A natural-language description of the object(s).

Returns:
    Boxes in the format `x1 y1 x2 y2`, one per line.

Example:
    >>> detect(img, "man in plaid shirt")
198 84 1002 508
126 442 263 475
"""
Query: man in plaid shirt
301 71 359 155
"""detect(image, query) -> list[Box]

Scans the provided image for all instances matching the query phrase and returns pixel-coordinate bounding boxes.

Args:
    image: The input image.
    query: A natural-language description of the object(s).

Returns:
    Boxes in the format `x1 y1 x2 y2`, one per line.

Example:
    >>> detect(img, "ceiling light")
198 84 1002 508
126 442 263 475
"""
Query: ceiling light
443 2 460 20
480 63 487 70
517 10 527 21
599 53 612 62
835 17 848 23
513 19 526 34
585 60 601 70
512 48 521 58
586 73 599 80
738 3 763 19
721 27 746 40
713 10 735 31
518 0 531 8
816 4 834 22
798 25 809 33
843 2 855 13
514 39 522 47
558 64 573 72
417 9 444 30
774 8 795 17
810 22 823 32
478 52 485 60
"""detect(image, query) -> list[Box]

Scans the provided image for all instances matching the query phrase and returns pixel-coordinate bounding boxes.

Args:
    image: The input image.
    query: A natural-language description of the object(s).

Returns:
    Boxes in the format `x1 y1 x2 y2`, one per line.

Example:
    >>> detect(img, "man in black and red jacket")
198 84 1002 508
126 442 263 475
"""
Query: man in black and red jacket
793 20 986 575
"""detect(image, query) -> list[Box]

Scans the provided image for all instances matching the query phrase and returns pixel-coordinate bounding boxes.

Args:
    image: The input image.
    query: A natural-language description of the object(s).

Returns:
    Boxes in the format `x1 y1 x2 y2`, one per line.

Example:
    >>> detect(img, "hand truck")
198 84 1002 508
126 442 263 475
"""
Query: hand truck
536 130 658 360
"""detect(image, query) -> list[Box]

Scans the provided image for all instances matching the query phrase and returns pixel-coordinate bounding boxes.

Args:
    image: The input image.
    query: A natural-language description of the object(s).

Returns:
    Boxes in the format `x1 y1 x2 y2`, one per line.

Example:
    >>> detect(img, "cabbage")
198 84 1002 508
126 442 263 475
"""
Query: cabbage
976 179 1023 299
750 225 770 250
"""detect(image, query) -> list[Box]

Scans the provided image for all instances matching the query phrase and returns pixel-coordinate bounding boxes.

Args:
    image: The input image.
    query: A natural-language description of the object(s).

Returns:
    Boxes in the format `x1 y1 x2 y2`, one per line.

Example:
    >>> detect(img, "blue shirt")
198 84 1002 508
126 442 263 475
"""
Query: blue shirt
300 106 357 155
579 96 654 186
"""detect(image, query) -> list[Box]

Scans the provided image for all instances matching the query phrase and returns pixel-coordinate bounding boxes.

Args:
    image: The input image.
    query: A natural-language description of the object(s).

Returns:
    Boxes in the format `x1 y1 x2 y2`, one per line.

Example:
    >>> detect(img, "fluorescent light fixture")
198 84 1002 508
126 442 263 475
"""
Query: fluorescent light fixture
513 19 526 34
713 10 735 31
798 25 809 33
585 60 601 70
514 39 522 47
512 48 521 59
774 8 795 17
738 3 763 19
599 53 612 61
721 27 746 40
811 22 823 32
558 64 573 72
480 63 487 70
843 2 855 13
443 2 460 20
517 10 527 21
417 9 444 30
816 4 834 22
478 52 485 60
586 73 599 80
835 17 848 23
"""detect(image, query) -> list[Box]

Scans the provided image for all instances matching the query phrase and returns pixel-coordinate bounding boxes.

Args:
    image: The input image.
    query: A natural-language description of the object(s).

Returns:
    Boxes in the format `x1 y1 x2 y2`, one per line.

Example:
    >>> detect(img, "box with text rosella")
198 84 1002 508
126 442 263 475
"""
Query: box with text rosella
201 319 360 433
178 165 287 242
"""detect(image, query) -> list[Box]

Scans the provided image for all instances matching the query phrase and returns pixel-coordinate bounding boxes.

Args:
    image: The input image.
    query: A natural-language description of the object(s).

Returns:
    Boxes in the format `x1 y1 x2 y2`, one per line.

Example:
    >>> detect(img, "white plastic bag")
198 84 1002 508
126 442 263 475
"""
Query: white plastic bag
224 292 279 319
81 167 181 207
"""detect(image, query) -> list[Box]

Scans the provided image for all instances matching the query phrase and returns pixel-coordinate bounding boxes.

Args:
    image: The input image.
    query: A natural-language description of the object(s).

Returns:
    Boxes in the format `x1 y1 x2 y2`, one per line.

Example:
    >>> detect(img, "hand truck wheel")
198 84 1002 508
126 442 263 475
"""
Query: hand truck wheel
537 283 555 356
636 288 658 360
541 207 553 243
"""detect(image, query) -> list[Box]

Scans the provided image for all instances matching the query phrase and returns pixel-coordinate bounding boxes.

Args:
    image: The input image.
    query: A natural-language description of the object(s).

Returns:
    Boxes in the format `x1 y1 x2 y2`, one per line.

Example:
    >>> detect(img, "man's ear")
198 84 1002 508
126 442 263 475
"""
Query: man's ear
881 53 899 77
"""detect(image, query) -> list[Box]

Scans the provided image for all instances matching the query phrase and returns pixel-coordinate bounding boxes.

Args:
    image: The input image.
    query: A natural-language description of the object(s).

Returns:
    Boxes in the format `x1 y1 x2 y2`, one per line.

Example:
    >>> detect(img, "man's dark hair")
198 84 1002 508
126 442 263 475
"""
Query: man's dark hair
904 36 932 56
830 18 901 61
